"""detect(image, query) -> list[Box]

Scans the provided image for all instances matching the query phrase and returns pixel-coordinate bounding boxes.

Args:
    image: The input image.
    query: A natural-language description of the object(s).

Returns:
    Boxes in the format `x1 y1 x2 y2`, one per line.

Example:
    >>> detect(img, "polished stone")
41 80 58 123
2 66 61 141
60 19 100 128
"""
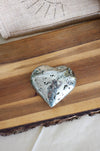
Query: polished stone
31 65 76 107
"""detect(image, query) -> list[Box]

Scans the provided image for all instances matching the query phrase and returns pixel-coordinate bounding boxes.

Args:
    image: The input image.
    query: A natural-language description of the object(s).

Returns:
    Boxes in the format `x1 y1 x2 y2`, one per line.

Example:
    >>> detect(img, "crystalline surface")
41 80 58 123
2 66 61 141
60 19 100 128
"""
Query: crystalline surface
31 65 76 107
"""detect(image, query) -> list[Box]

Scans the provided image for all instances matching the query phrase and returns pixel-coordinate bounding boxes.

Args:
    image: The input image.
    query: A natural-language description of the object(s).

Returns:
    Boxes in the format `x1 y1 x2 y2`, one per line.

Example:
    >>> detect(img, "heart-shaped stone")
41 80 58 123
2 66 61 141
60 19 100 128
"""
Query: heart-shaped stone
31 65 76 107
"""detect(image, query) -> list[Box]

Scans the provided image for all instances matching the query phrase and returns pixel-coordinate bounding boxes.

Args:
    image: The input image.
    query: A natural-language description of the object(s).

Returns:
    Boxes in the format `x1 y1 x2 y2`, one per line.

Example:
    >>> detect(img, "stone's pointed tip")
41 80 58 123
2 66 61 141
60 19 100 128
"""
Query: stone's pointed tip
48 100 56 108
49 103 55 108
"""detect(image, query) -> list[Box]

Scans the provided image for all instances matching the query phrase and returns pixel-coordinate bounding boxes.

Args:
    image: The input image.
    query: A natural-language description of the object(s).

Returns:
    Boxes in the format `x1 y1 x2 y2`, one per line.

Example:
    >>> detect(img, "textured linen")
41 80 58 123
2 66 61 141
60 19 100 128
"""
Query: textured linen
0 0 99 38
0 126 42 151
0 114 100 151
32 114 100 151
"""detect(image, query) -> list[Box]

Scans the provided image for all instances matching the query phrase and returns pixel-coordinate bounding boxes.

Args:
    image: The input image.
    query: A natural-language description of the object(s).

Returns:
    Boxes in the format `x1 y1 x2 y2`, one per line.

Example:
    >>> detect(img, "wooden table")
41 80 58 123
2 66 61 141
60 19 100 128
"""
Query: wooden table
0 19 100 135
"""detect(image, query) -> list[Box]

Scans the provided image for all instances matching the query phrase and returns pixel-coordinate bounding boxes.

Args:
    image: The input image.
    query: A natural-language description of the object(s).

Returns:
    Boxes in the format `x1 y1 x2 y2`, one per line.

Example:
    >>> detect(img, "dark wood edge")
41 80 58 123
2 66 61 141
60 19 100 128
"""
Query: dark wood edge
0 108 100 136
0 19 100 64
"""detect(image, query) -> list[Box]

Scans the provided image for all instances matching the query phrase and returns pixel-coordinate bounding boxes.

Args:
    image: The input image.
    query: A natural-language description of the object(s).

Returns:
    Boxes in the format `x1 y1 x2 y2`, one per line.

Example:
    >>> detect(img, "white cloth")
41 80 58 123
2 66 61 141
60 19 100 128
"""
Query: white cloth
0 126 42 151
0 0 99 39
0 114 100 151
32 114 100 151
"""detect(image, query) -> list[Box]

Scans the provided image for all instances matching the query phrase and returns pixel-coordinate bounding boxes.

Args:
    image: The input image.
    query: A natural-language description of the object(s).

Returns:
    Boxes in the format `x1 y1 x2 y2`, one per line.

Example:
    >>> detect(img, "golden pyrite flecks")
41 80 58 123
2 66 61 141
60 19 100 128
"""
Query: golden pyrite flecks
31 65 76 107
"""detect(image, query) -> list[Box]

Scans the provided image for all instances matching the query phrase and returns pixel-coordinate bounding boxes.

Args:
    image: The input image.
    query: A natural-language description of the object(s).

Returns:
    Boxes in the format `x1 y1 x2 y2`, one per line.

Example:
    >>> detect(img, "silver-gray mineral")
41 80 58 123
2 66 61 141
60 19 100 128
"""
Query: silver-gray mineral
31 65 76 107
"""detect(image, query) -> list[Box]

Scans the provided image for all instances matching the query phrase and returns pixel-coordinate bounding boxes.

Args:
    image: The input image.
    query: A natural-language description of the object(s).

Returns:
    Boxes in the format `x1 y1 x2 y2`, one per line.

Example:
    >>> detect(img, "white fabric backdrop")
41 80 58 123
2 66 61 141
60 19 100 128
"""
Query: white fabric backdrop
0 0 99 38
0 114 100 151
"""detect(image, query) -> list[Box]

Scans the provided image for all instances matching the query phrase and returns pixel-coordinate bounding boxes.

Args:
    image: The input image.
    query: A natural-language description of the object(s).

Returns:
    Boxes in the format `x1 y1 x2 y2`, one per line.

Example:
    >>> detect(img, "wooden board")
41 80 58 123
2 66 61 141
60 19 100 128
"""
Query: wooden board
0 19 100 135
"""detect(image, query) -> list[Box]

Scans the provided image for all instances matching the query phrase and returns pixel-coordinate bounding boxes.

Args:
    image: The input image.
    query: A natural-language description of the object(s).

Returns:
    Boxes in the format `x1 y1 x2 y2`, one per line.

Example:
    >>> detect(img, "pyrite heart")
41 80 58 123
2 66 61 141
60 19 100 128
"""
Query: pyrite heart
31 65 76 107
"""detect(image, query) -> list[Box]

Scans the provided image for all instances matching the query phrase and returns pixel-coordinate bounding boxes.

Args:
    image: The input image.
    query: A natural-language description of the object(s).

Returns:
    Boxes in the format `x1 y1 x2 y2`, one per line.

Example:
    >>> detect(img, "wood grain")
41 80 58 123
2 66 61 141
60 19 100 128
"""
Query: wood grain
0 19 100 64
0 39 100 130
0 20 100 133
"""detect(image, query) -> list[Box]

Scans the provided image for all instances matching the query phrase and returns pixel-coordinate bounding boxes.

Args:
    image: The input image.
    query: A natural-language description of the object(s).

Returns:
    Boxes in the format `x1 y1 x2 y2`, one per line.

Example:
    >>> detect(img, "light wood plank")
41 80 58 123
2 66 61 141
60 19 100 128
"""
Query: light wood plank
0 97 100 130
0 40 100 80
